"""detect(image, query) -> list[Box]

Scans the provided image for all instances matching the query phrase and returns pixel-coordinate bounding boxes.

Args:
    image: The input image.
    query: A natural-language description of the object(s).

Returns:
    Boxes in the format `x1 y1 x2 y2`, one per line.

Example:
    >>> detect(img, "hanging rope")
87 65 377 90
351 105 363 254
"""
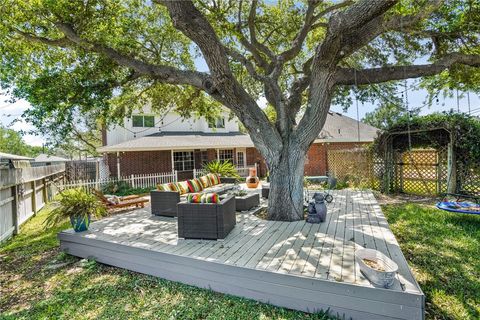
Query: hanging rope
354 68 361 142
401 15 432 196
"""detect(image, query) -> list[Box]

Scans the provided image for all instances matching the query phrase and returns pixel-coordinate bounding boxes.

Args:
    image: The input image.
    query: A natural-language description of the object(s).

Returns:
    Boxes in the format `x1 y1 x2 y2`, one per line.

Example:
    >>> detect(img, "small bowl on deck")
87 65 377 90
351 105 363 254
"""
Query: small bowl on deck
355 248 398 288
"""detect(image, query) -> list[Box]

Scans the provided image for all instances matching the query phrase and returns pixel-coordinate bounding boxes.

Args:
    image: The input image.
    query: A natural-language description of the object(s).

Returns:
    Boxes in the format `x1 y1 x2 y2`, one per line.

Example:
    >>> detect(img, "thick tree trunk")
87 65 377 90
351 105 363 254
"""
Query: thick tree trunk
266 144 306 221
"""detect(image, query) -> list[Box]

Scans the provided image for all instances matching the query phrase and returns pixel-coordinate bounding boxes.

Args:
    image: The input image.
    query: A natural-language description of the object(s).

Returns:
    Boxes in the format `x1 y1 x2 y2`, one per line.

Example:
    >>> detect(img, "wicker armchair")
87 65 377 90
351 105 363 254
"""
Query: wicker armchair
150 190 180 217
177 196 236 240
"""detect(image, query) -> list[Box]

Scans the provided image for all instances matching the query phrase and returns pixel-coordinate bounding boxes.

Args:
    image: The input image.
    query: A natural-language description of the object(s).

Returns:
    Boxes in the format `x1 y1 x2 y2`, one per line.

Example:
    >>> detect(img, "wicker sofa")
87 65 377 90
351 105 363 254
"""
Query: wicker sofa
150 176 238 217
177 195 236 240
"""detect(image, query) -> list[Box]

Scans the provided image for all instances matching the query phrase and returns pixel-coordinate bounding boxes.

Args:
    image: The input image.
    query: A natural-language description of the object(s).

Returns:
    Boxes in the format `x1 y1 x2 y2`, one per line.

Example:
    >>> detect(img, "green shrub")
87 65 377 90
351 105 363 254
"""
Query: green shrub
114 186 152 196
44 188 107 229
101 180 130 194
203 160 240 178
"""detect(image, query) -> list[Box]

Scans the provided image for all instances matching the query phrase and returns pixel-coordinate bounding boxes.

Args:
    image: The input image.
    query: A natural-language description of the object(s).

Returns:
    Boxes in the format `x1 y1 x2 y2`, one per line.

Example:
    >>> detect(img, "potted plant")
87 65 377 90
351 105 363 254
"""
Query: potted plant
203 160 240 182
45 188 107 232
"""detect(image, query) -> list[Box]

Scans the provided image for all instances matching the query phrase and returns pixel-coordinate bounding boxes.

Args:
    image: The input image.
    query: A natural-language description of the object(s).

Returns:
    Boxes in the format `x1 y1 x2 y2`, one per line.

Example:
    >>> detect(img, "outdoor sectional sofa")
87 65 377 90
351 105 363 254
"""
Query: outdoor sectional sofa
150 174 237 217
177 195 236 240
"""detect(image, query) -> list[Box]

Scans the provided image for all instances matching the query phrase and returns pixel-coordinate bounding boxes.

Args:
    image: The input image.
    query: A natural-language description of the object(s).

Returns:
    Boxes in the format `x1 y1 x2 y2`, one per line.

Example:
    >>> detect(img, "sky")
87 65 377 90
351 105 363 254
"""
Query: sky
1 54 479 147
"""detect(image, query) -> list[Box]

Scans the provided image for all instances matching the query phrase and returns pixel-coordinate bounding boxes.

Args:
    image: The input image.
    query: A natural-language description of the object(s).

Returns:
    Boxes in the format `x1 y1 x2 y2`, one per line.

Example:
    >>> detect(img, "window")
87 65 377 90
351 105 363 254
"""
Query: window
173 151 194 171
132 115 155 128
218 149 234 163
208 117 225 129
236 151 245 167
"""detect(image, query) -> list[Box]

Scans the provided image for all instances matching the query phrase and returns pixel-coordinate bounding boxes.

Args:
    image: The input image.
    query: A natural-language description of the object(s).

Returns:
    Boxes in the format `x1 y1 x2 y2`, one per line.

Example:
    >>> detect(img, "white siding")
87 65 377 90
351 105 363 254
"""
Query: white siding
105 107 240 146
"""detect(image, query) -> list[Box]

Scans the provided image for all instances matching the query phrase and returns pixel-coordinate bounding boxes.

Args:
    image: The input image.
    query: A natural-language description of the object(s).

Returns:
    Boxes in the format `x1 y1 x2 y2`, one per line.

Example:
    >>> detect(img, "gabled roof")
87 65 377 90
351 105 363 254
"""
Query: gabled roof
98 113 380 153
98 131 254 153
315 112 379 143
34 154 69 162
0 152 34 161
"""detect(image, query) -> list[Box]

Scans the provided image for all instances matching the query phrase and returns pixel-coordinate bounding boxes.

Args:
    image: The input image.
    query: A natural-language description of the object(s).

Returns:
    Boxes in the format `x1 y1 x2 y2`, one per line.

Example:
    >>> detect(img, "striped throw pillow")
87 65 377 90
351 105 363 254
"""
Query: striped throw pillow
199 175 211 188
201 193 219 203
193 178 204 191
186 193 202 203
187 179 202 192
158 183 177 191
207 173 220 185
176 181 190 195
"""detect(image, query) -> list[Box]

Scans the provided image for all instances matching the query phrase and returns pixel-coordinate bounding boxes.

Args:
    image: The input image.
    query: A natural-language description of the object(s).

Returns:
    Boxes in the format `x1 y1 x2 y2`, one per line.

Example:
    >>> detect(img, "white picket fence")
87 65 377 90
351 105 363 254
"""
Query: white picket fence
193 166 253 179
62 171 178 191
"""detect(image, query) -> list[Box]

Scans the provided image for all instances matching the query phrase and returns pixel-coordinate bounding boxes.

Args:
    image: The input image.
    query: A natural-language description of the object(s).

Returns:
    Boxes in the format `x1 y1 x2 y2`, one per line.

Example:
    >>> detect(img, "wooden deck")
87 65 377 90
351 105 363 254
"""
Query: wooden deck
59 190 424 320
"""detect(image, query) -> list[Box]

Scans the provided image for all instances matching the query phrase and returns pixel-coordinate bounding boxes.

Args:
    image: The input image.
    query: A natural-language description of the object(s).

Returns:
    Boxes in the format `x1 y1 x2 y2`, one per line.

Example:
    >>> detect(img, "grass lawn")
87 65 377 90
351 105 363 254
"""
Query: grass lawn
1 201 478 319
383 203 480 320
0 207 334 320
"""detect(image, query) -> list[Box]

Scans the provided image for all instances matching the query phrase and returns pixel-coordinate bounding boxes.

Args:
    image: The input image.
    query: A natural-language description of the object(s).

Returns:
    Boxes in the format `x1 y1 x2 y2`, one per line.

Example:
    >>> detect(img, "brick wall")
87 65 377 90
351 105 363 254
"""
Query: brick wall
106 142 370 178
107 151 172 177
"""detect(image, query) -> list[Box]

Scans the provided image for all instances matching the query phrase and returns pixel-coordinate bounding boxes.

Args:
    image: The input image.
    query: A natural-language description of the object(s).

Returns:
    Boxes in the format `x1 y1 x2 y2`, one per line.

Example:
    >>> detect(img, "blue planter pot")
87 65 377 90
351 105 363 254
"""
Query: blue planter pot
70 215 91 232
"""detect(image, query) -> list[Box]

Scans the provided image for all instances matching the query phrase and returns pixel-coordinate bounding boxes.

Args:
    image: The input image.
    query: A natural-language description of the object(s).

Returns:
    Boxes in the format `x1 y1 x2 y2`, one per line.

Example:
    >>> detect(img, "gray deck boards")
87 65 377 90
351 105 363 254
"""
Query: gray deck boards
59 190 424 320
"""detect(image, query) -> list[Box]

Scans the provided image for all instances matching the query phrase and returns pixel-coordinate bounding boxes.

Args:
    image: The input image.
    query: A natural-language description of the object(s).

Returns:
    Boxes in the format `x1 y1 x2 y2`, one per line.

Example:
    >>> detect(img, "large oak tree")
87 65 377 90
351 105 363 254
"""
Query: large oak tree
1 0 479 220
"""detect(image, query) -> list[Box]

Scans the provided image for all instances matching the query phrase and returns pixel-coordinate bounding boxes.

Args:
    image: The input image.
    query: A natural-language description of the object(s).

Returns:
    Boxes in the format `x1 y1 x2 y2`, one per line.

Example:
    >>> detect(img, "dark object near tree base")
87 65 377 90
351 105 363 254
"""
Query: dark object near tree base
306 192 327 223
235 193 260 211
261 184 270 199
177 196 236 240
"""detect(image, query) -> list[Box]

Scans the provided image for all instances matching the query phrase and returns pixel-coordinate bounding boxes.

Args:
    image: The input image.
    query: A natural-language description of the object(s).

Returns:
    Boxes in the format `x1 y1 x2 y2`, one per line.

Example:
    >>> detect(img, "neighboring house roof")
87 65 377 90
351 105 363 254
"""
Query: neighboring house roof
34 154 69 162
98 131 255 153
0 152 34 161
98 113 379 153
315 112 379 143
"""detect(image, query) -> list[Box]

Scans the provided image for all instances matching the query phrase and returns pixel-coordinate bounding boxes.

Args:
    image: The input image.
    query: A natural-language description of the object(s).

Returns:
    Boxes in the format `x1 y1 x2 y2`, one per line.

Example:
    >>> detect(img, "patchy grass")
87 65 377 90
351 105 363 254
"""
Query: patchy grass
383 203 480 320
0 206 335 320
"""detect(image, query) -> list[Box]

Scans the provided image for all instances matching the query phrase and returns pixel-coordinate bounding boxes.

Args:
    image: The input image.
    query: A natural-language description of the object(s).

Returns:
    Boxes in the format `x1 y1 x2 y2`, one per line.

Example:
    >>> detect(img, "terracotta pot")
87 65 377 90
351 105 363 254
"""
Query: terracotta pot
246 167 259 188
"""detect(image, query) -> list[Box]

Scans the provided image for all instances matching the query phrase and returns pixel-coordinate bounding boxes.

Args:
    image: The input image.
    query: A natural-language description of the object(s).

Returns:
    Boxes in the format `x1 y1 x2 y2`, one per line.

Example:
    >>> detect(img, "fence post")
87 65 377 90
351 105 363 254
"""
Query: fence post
174 170 178 182
193 168 196 179
42 178 47 204
11 185 19 235
31 180 37 215
131 174 135 188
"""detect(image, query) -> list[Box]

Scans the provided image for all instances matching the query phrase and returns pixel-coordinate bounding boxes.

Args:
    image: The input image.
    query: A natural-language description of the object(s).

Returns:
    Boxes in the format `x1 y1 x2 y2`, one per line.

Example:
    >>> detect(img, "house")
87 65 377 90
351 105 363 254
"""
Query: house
34 154 69 166
0 152 33 169
98 108 379 179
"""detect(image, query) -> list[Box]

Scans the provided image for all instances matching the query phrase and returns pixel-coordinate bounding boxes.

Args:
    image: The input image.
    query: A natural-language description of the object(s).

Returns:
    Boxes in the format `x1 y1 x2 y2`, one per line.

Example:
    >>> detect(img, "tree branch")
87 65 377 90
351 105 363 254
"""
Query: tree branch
247 0 275 61
334 53 480 85
280 1 354 62
15 23 215 94
293 0 399 150
224 46 265 81
155 0 283 156
340 0 444 58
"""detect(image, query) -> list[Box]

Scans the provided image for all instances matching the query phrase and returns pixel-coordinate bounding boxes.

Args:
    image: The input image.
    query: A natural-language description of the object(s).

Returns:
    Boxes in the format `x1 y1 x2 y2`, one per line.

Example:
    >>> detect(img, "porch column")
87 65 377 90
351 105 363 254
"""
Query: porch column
116 152 121 178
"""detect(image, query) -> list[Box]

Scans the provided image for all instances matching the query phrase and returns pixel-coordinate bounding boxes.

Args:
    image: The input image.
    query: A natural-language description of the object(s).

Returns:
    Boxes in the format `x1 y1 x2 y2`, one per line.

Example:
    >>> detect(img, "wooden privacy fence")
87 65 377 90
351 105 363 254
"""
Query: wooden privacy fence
62 171 178 191
0 164 65 242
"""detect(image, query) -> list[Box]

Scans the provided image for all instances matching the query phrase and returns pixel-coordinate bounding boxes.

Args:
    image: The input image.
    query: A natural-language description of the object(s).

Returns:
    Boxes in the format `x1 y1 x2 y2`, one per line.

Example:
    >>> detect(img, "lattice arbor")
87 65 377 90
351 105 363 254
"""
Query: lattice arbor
375 113 480 197
391 148 448 196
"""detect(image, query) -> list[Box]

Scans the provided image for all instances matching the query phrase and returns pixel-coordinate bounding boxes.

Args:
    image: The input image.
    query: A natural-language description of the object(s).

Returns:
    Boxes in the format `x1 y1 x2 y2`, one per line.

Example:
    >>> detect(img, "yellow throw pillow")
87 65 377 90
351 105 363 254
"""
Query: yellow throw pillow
199 175 211 188
176 181 190 195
